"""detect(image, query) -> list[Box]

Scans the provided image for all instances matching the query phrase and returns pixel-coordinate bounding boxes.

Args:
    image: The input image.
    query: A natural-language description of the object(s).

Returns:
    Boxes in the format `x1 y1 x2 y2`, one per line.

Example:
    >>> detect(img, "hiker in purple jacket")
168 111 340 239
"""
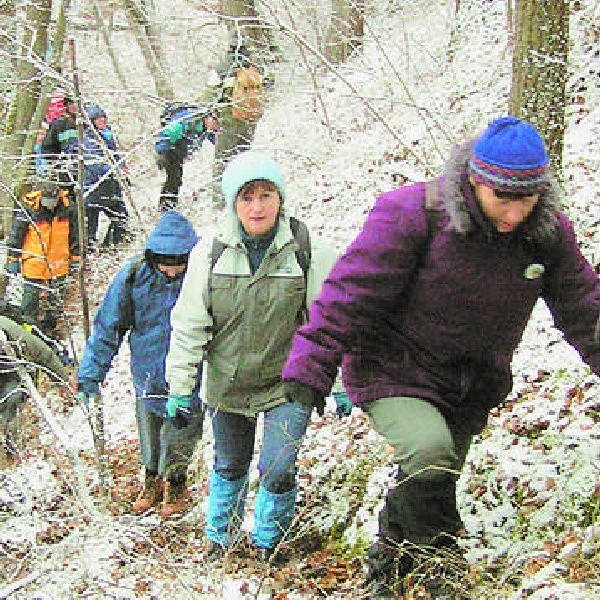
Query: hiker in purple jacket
282 116 600 596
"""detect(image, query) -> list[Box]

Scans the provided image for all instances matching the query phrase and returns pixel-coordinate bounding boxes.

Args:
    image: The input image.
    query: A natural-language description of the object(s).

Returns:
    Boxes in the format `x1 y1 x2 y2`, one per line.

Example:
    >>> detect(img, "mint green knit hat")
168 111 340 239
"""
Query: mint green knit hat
221 151 286 209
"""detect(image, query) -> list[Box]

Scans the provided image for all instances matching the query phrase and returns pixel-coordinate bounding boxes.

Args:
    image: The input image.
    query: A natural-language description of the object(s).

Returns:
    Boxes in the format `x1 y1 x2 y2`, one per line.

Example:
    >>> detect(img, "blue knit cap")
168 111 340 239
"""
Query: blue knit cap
468 116 549 193
221 151 286 209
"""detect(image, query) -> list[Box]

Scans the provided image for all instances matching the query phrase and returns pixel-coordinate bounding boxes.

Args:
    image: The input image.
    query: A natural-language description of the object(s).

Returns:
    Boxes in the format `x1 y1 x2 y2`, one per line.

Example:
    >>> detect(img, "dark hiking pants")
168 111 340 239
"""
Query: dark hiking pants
363 396 472 546
159 151 184 211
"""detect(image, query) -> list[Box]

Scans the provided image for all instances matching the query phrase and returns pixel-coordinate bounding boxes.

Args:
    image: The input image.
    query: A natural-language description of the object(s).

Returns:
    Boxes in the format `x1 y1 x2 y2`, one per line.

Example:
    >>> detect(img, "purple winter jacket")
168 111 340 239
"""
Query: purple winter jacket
282 148 600 433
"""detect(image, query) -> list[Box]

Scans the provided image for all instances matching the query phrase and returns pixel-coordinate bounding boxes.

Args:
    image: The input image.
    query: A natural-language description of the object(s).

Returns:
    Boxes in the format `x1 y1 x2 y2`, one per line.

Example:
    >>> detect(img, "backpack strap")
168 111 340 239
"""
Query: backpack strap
124 255 144 329
209 219 311 277
289 216 311 320
289 216 311 280
125 255 144 288
412 178 445 270
208 218 312 318
210 238 227 271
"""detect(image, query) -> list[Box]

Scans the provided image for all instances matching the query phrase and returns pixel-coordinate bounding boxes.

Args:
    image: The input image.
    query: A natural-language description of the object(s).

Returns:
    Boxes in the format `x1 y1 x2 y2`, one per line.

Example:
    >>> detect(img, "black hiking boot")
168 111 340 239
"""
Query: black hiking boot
406 536 472 599
364 539 414 598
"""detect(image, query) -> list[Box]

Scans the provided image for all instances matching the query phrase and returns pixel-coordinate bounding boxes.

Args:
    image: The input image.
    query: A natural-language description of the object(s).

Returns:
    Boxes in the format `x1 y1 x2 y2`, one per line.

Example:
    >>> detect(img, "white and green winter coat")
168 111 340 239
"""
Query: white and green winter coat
166 211 337 416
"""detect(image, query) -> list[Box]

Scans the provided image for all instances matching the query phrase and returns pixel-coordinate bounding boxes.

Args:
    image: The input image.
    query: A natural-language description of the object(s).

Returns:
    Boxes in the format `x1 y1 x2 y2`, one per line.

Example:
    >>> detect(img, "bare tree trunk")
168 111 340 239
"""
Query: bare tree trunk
119 0 173 100
0 0 70 296
0 0 52 246
219 0 278 57
509 0 569 173
447 0 461 62
91 0 130 89
325 0 364 63
0 0 17 96
15 0 49 152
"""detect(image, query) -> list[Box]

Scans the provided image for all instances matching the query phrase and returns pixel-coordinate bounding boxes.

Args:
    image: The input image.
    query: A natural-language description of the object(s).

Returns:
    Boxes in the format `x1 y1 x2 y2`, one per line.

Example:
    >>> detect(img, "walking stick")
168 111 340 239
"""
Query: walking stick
69 38 90 341
70 38 109 497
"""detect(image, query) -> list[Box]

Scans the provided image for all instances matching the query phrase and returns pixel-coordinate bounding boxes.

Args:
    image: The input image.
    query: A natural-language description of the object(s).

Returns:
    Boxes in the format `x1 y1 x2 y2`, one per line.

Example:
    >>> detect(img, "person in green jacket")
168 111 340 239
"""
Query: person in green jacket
205 34 265 208
166 151 336 561
0 314 68 464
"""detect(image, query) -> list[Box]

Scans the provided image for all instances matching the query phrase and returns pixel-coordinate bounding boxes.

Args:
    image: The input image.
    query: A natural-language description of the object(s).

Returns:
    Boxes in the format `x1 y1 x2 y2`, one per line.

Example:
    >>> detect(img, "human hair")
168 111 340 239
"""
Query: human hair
236 179 280 201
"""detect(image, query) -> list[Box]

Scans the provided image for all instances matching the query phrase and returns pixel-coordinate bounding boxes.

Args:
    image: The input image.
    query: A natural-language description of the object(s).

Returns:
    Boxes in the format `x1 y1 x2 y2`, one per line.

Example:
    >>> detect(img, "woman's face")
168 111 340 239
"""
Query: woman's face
469 177 539 233
235 181 281 236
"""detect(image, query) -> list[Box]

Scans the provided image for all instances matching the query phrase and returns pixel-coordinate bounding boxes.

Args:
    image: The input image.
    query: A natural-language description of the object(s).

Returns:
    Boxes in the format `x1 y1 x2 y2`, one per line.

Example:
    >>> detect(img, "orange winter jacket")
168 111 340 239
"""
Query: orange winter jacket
7 190 79 280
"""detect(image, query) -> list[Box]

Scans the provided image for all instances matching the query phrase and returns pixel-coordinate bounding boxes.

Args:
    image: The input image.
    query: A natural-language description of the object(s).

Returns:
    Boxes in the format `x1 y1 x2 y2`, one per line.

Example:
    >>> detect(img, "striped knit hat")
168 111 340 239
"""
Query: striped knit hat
468 116 549 193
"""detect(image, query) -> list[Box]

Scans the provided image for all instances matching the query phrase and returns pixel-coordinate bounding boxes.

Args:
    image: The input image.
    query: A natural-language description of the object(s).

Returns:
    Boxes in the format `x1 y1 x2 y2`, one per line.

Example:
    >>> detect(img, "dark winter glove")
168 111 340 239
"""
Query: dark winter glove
333 391 352 418
284 380 325 417
7 260 20 275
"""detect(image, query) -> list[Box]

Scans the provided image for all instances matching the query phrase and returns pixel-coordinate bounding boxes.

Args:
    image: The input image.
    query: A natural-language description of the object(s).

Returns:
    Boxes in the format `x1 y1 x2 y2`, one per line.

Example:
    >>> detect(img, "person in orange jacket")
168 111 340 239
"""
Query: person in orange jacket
6 178 80 337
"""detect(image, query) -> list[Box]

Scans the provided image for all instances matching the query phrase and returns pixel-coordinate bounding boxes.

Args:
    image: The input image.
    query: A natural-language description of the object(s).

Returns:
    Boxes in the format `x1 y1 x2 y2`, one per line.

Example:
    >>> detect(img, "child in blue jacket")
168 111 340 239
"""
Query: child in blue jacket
77 211 203 518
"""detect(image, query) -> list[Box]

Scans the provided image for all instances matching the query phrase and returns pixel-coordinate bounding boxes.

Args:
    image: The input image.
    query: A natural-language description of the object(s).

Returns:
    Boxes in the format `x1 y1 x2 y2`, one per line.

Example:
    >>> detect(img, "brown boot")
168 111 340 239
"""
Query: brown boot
132 473 163 515
159 479 190 519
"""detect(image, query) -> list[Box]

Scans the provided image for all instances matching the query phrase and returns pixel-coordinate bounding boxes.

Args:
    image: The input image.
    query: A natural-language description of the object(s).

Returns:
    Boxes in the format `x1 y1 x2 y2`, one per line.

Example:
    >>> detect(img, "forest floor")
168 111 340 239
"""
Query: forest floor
2 0 599 598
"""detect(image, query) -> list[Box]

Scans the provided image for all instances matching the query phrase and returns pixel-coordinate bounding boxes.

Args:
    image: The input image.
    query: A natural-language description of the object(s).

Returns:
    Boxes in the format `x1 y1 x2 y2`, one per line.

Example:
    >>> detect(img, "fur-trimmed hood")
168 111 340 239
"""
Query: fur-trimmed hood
440 140 562 250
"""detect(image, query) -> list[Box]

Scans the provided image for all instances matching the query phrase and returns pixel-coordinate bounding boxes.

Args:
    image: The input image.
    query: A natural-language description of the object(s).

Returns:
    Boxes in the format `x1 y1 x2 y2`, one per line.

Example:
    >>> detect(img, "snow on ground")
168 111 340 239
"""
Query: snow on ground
1 0 599 598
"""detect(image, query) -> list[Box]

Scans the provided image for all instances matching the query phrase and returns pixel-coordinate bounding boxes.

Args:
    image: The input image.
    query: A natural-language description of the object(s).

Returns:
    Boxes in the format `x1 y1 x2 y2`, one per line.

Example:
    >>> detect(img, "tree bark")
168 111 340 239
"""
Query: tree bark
509 0 569 173
219 0 278 57
0 0 50 239
91 0 130 89
325 0 364 63
119 0 173 100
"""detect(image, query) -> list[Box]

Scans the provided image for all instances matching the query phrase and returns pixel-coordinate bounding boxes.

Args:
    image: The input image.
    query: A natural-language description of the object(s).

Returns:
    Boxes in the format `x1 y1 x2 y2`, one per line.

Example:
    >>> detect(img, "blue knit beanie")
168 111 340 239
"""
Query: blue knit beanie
468 116 549 193
221 151 286 209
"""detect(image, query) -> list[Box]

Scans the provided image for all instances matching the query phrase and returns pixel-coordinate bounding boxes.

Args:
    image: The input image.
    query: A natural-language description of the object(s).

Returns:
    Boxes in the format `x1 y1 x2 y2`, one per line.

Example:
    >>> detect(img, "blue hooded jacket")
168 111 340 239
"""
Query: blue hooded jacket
78 211 199 399
83 125 123 193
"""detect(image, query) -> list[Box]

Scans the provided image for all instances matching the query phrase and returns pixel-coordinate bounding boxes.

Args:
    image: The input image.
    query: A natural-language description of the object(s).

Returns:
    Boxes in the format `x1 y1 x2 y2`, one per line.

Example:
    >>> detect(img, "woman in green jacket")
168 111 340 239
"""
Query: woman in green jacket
166 151 336 560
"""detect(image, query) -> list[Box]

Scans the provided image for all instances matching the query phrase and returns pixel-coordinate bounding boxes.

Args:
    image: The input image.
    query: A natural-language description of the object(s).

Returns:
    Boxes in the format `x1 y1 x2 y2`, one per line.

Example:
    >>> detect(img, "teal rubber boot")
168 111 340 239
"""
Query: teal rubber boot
205 471 248 548
251 485 296 552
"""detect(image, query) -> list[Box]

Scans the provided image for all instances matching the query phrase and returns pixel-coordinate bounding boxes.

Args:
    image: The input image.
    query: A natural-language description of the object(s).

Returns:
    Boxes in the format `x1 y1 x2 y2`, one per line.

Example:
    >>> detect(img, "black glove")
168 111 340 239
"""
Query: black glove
169 412 193 430
284 380 325 417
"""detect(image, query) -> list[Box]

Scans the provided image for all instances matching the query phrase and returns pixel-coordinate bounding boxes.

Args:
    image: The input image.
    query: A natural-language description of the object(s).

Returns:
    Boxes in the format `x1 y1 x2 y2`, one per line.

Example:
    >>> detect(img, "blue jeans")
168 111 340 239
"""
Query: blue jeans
208 400 311 493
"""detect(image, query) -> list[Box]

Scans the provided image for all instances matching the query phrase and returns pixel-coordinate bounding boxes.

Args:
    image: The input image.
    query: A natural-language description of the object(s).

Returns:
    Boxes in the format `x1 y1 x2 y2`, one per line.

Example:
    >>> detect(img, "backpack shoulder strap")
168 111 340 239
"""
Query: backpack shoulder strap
125 255 144 289
124 255 144 329
210 238 227 271
209 221 311 276
289 216 311 278
289 216 312 320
